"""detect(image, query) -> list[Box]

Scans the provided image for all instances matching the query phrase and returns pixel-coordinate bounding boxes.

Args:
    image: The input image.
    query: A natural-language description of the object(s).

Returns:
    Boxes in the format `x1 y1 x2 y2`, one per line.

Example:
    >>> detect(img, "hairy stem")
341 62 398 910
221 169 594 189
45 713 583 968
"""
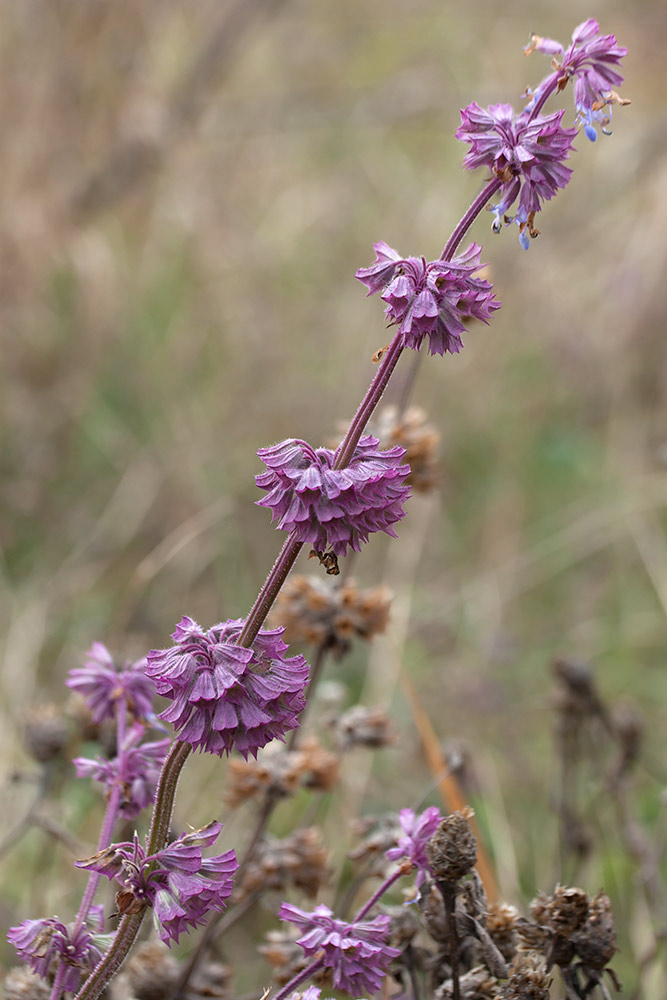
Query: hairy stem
74 913 145 1000
239 533 304 648
334 332 404 469
74 740 191 999
147 739 192 854
440 177 502 261
272 955 326 1000
169 788 281 999
73 697 127 936
354 866 405 922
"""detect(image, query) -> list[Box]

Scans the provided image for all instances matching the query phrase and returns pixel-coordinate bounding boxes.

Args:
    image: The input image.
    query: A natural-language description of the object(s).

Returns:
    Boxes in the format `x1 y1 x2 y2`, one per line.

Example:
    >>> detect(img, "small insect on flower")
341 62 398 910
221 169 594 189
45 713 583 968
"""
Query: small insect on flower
308 548 340 576
372 343 390 364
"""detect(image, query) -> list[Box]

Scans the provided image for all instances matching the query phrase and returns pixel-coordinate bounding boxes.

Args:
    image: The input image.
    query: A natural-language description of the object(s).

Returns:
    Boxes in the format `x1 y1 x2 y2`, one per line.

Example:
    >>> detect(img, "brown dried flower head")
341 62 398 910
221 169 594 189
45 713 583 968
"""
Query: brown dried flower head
612 700 643 773
426 806 478 882
269 575 392 659
332 704 394 751
120 939 179 999
299 736 340 791
23 704 69 764
4 967 51 1000
537 886 589 937
224 745 307 809
372 405 440 493
188 961 232 998
238 827 329 900
570 890 618 970
501 952 550 999
486 902 520 963
348 813 402 877
383 903 422 951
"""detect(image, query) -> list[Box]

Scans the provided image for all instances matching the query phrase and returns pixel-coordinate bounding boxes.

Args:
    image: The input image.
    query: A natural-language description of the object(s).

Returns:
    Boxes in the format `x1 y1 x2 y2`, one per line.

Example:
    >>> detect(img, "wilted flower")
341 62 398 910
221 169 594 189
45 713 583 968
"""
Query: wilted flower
386 806 442 887
239 827 329 900
456 104 577 247
373 405 440 493
7 912 106 994
271 575 392 659
3 966 51 999
76 821 237 946
333 705 394 751
278 902 400 995
571 890 617 970
67 642 155 724
256 436 411 557
146 617 309 758
356 242 500 354
426 807 478 882
502 952 551 999
22 704 69 764
73 723 171 818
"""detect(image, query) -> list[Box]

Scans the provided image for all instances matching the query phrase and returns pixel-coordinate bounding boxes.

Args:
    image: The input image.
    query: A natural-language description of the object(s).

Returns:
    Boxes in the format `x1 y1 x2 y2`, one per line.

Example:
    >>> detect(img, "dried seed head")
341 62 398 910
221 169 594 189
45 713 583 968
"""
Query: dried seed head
189 961 231 998
571 890 617 969
348 814 402 877
426 807 478 882
372 406 441 493
515 917 549 953
123 939 179 999
332 705 394 750
299 736 340 792
380 903 422 955
269 576 392 659
612 700 643 773
3 967 51 1000
551 657 605 720
540 886 589 937
238 827 329 900
501 952 550 999
486 902 520 963
224 746 307 809
22 704 69 764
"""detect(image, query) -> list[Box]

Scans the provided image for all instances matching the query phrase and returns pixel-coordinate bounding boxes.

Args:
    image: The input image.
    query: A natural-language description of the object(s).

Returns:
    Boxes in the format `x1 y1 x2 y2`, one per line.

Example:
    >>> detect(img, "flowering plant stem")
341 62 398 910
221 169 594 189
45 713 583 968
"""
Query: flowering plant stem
271 866 407 1000
73 150 510 1000
73 738 191 1000
68 25 632 993
438 879 461 1000
273 955 327 1000
441 178 502 261
74 913 144 1000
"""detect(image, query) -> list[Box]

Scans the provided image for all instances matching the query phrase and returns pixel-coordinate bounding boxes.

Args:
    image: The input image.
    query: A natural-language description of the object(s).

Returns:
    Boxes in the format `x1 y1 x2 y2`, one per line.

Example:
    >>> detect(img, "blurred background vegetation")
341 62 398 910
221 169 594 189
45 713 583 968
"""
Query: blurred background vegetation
1 0 666 995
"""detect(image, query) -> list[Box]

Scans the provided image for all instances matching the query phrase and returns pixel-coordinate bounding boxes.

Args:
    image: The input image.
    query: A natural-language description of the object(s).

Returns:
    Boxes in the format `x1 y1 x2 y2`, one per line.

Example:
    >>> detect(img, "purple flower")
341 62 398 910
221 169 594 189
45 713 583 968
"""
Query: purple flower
524 21 628 141
67 642 155 724
146 617 309 758
385 806 442 887
77 821 238 946
8 913 106 993
279 902 400 996
356 242 500 355
73 723 171 818
256 436 411 556
288 989 324 1000
456 103 577 246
